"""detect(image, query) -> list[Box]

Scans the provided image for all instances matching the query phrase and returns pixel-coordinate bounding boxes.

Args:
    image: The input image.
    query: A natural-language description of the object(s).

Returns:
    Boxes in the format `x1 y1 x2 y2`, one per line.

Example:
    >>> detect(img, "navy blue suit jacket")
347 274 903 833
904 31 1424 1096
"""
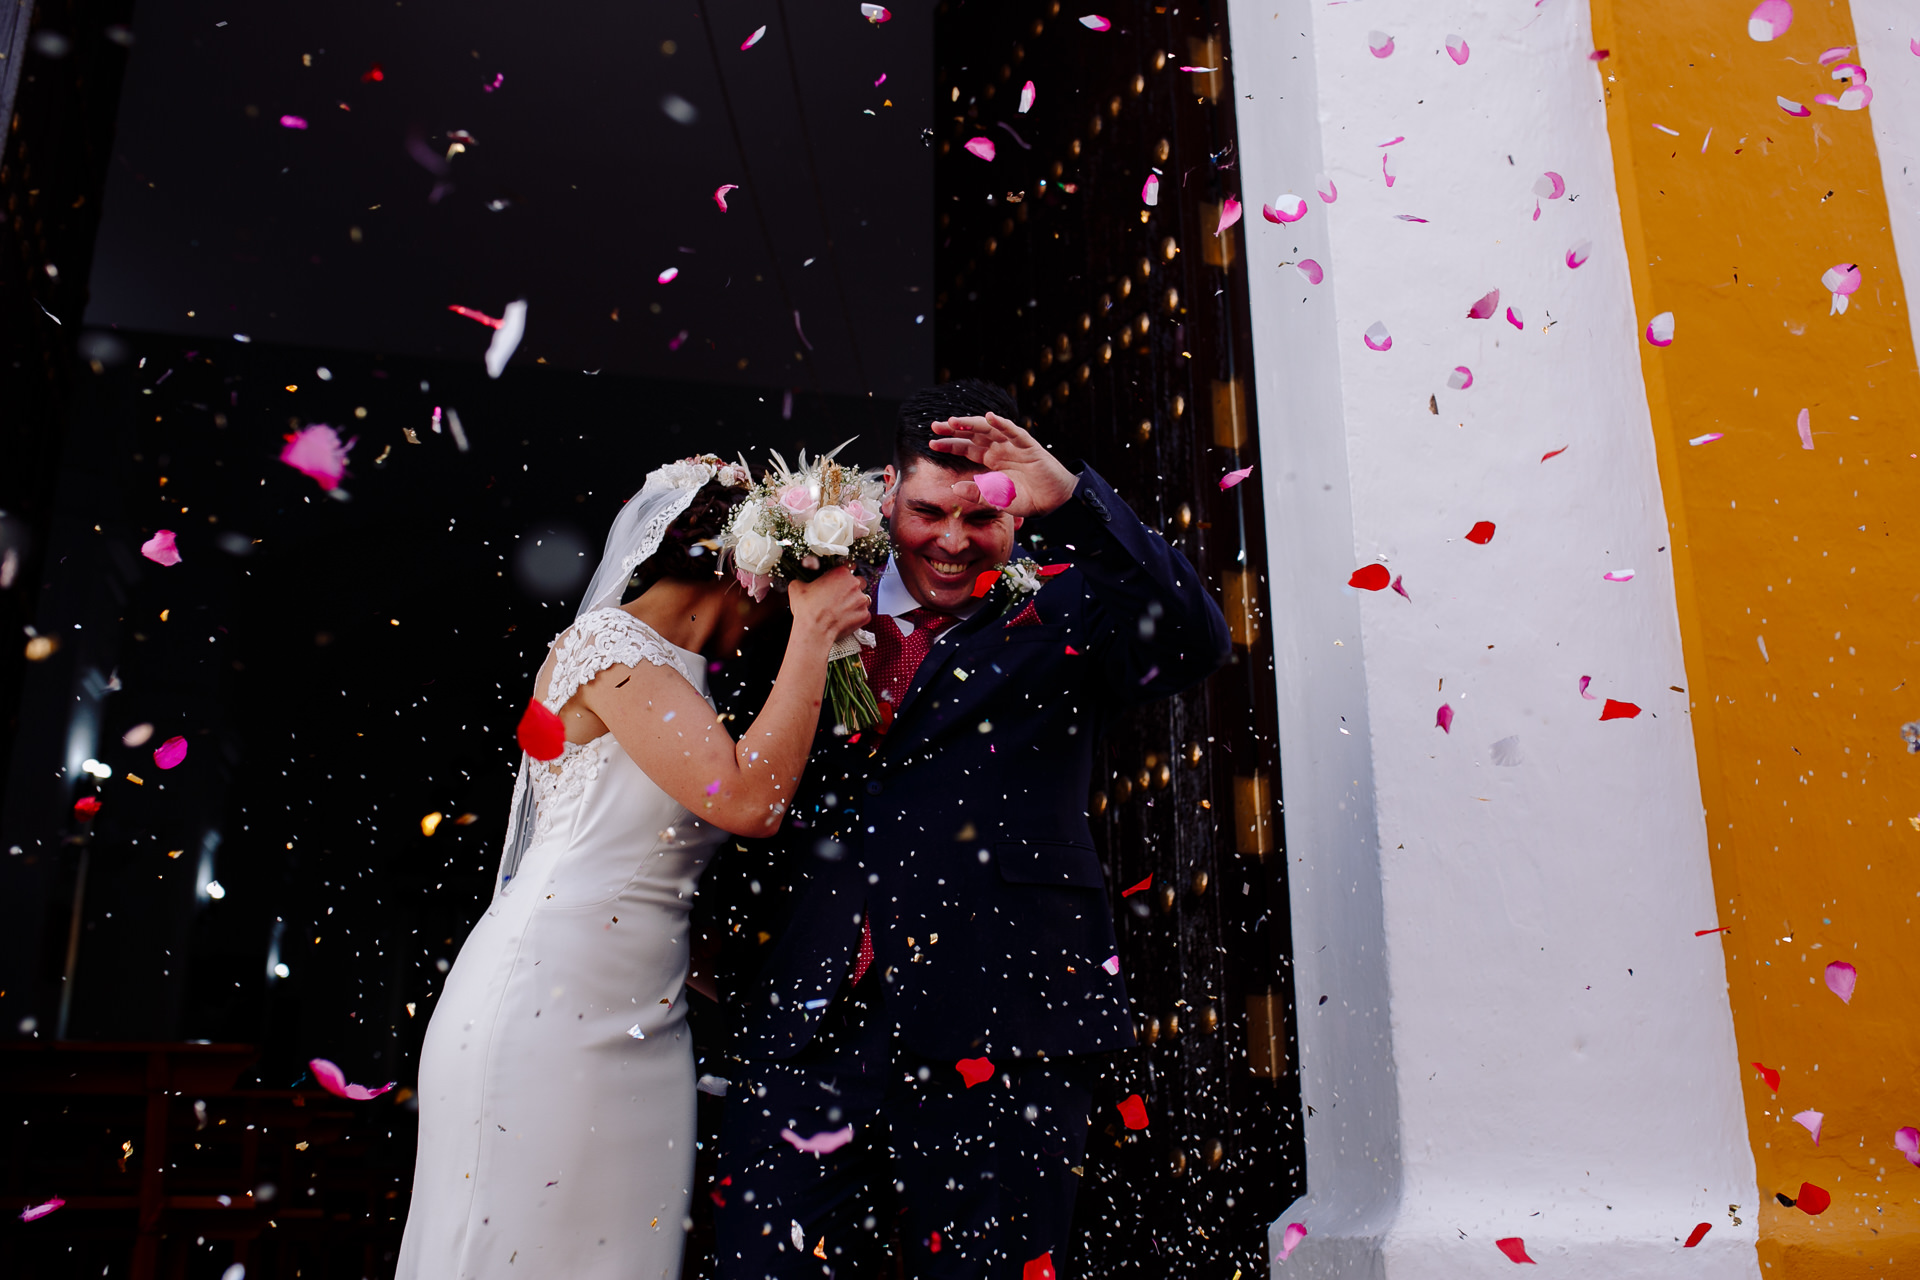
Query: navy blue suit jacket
732 467 1231 1063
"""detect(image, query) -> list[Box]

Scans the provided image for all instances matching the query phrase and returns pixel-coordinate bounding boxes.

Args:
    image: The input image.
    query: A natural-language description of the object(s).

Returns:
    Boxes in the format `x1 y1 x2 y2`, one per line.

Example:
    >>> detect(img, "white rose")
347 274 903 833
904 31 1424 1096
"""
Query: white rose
733 527 783 575
803 505 860 558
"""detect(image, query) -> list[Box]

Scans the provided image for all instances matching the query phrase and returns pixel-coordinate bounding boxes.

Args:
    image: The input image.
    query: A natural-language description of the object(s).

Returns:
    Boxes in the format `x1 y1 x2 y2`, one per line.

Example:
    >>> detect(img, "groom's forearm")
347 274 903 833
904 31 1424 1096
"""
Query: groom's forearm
1025 466 1231 698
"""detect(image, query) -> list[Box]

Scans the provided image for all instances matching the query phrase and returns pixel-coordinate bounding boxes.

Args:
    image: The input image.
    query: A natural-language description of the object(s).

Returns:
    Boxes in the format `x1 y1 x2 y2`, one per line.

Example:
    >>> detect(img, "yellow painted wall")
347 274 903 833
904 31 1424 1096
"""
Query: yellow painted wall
1591 0 1920 1271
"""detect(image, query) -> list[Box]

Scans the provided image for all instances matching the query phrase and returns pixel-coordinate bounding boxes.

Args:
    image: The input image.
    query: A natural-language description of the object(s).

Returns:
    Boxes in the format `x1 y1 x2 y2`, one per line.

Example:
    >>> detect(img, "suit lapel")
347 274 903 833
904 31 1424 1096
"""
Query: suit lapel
889 582 1011 727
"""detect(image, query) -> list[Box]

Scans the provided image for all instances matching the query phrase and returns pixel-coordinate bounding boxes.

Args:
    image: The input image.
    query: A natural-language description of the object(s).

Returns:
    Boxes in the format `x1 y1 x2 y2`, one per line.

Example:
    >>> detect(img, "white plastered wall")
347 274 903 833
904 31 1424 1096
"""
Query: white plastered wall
1223 0 1761 1274
1852 5 1920 367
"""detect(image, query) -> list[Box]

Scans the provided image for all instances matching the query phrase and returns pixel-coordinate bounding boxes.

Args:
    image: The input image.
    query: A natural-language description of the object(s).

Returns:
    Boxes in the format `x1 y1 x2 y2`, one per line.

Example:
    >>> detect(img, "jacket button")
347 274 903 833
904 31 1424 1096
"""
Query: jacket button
866 780 883 795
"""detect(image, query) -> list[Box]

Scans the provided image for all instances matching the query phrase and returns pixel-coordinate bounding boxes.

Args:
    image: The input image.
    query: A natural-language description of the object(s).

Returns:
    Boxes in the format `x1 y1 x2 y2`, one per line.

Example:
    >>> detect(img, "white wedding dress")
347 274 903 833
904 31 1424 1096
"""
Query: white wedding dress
397 609 725 1280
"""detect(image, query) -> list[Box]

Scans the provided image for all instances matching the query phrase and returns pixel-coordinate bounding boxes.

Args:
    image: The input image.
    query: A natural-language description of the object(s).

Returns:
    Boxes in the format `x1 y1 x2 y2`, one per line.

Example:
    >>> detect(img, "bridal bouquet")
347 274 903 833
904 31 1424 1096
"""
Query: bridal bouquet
721 447 890 730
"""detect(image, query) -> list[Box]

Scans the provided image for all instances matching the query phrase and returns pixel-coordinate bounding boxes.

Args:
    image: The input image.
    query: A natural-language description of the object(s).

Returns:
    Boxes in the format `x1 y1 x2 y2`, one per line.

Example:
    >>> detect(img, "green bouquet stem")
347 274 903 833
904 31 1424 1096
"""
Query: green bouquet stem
826 650 881 732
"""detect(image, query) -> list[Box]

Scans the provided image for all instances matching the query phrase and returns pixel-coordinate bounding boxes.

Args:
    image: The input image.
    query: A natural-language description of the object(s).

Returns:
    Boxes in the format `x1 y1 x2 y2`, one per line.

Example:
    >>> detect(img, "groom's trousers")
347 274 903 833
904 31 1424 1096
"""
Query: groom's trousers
713 975 1099 1280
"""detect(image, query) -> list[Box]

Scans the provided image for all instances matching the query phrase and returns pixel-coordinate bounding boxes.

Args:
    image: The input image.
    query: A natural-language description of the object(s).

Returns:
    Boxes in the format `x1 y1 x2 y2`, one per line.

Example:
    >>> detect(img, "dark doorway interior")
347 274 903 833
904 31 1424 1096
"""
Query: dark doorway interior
932 1 1304 1274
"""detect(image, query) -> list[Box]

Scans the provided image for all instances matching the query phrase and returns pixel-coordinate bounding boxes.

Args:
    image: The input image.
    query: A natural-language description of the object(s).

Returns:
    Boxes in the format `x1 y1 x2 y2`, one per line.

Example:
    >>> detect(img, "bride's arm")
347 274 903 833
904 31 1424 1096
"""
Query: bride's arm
584 568 871 837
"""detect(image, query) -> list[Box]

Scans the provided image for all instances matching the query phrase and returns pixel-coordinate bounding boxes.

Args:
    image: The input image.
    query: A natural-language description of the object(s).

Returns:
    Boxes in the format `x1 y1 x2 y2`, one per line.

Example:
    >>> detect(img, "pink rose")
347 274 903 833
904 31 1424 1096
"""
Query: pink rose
843 498 880 536
735 567 772 602
777 484 818 522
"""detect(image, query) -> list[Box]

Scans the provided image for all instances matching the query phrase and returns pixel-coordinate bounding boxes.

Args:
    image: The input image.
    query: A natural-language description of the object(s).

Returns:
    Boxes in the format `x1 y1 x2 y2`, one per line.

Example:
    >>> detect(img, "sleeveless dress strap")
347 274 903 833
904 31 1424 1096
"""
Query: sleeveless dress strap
544 608 684 711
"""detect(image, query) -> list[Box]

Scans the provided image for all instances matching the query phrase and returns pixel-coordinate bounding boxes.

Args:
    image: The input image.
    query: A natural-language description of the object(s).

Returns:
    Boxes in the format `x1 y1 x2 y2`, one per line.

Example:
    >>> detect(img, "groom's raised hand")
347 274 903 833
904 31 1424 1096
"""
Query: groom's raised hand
929 413 1078 519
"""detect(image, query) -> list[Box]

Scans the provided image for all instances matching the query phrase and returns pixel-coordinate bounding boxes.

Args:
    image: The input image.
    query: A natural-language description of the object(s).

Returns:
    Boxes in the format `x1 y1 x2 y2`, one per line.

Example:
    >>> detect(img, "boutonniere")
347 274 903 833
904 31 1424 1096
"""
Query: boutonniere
970 559 1069 605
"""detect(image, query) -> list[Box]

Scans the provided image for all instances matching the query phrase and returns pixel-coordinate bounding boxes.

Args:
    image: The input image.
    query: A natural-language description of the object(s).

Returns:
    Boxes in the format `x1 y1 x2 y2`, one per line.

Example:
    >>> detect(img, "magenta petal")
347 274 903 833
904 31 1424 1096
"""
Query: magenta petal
1911 37 1920 57
1078 14 1111 31
859 4 891 22
279 424 353 490
1830 63 1868 84
1747 0 1793 42
1142 174 1161 206
1468 288 1501 319
1219 465 1255 491
1818 45 1853 66
141 529 182 567
1822 263 1863 296
1381 153 1395 187
1798 407 1814 450
1368 30 1394 57
279 115 308 130
1436 703 1454 734
309 1058 350 1096
1814 92 1840 107
1533 171 1567 201
153 736 189 770
781 1124 856 1154
18 1198 65 1223
1506 306 1525 329
1778 96 1811 116
1019 80 1036 113
1603 569 1635 582
964 136 996 161
1688 432 1725 446
741 25 766 50
1445 34 1469 65
1579 675 1596 700
1794 1110 1825 1145
1296 258 1324 285
1216 197 1242 235
657 267 680 285
1567 240 1592 269
712 183 739 211
1825 960 1857 1003
1363 321 1392 352
1390 574 1411 601
1896 1127 1920 1167
975 471 1018 508
1280 1223 1309 1262
1101 954 1120 975
1316 175 1338 203
1447 366 1473 390
1834 84 1872 110
1265 195 1308 223
1645 311 1675 346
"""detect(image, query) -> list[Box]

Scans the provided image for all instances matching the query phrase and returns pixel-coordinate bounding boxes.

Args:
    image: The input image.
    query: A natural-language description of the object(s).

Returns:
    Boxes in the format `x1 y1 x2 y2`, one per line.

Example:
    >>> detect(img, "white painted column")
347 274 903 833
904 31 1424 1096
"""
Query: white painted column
1224 1 1760 1275
1852 5 1920 366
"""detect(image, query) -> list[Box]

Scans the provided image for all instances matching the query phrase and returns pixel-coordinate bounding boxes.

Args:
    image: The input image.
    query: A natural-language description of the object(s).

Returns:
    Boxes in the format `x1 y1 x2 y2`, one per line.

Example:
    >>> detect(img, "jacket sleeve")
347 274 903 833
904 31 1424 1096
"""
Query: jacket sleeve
1023 465 1232 702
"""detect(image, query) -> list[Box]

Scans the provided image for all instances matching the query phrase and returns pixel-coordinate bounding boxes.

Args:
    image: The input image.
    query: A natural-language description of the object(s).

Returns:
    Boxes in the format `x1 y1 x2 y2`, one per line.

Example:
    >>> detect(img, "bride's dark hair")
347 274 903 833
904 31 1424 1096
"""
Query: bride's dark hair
623 476 748 598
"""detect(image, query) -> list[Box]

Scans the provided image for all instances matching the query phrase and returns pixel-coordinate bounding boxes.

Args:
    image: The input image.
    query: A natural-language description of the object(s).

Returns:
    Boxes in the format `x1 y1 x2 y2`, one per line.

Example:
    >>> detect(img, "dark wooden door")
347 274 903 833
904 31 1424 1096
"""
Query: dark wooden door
933 2 1302 1275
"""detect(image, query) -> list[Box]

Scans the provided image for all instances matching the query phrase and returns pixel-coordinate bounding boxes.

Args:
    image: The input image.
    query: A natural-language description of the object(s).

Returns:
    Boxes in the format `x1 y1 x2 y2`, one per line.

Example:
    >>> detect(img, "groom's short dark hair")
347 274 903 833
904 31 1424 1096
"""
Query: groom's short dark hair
895 379 1018 475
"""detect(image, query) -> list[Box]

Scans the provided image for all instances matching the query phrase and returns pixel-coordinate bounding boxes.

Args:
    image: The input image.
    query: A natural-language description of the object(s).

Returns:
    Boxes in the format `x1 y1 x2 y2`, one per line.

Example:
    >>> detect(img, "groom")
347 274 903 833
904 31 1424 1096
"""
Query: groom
713 380 1230 1278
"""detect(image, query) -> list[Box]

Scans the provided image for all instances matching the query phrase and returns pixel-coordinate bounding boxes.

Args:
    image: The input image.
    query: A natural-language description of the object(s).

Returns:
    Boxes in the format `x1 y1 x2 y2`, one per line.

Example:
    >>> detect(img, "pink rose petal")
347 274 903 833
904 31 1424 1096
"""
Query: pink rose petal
1447 366 1473 390
1778 96 1811 116
1078 14 1111 31
1896 1127 1920 1167
1747 0 1793 42
1797 407 1814 449
1296 258 1324 285
1363 321 1392 352
1368 30 1395 58
279 115 308 130
782 1125 856 1153
1219 465 1255 491
1830 63 1868 84
1819 45 1853 66
1468 289 1501 320
1436 703 1454 734
1445 34 1470 65
1567 240 1593 269
309 1057 396 1101
1533 172 1566 200
1579 675 1596 700
1142 174 1160 206
1794 1109 1825 1145
1825 960 1857 1003
19 1197 64 1223
1216 197 1242 235
1689 432 1725 446
1101 954 1120 975
741 25 767 50
1263 195 1308 223
1911 37 1920 57
860 3 891 22
1390 574 1410 601
964 136 995 161
1505 306 1525 329
1381 153 1395 187
1603 569 1635 582
1645 311 1675 346
975 471 1018 508
1280 1222 1309 1262
279 424 354 490
1822 263 1862 319
1316 175 1338 203
1019 80 1036 113
153 736 189 770
141 529 182 566
712 184 739 211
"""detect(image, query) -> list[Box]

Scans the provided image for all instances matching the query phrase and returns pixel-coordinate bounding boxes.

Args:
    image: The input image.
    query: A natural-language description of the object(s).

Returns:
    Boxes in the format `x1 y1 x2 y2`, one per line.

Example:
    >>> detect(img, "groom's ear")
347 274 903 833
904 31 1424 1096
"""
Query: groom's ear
880 464 900 518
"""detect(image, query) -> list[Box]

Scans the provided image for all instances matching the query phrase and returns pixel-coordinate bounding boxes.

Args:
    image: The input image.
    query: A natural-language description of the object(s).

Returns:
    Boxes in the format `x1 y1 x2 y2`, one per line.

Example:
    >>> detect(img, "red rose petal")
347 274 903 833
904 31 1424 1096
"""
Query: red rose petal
1751 1062 1781 1093
1121 875 1152 898
1022 1255 1055 1280
1797 1182 1831 1215
1541 445 1569 462
1117 1094 1149 1130
955 1057 995 1088
516 699 567 761
1349 564 1391 591
1494 1237 1535 1264
971 570 1003 598
1599 699 1641 721
1465 521 1496 544
73 796 102 819
1684 1223 1711 1247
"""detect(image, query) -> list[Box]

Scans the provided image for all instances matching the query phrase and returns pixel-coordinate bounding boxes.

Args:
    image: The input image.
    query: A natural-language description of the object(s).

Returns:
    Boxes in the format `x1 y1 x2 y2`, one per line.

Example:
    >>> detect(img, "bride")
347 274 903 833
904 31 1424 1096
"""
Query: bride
396 456 871 1280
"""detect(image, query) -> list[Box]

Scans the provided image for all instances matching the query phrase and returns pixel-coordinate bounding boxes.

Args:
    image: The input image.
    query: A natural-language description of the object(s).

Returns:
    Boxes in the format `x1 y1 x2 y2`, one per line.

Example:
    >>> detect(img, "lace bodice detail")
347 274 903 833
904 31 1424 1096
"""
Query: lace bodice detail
499 610 701 884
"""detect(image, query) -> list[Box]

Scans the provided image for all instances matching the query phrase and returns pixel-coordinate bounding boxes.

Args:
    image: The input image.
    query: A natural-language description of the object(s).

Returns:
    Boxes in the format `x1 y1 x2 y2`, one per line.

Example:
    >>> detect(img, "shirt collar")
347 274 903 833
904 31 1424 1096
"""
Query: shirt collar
876 556 985 628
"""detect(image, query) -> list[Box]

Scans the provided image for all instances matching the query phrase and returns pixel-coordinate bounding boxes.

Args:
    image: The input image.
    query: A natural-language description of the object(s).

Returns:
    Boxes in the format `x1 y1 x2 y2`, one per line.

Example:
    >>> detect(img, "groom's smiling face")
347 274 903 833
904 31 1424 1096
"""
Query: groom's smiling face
882 460 1021 614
